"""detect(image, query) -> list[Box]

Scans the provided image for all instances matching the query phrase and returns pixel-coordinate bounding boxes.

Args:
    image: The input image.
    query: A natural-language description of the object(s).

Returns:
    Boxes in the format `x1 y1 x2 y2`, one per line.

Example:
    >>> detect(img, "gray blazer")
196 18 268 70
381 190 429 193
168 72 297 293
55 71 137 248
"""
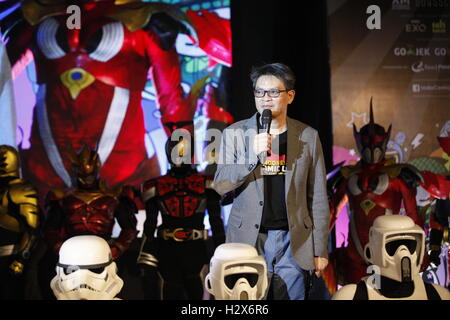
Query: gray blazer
213 113 330 270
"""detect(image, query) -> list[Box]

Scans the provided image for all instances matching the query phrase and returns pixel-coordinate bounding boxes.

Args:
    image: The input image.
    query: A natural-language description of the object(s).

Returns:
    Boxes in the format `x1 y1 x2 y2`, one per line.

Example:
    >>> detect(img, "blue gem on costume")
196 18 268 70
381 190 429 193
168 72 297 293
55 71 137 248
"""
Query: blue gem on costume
71 72 83 80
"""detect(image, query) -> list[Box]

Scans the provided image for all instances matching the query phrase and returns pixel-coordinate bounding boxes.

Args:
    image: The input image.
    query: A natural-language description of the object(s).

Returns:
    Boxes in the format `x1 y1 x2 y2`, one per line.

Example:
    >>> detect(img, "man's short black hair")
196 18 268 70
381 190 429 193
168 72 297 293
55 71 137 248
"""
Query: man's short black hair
250 63 296 90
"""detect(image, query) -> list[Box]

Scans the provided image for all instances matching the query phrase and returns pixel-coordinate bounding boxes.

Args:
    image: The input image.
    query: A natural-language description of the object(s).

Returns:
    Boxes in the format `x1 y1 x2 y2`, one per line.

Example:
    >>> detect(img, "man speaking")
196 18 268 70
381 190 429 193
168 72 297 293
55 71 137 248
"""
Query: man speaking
213 63 330 300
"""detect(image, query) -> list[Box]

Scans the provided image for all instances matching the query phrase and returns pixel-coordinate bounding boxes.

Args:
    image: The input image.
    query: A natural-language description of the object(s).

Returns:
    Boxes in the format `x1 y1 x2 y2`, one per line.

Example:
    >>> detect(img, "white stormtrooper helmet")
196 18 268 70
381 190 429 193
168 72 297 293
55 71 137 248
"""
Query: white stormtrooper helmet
50 235 124 300
364 215 425 283
205 243 268 300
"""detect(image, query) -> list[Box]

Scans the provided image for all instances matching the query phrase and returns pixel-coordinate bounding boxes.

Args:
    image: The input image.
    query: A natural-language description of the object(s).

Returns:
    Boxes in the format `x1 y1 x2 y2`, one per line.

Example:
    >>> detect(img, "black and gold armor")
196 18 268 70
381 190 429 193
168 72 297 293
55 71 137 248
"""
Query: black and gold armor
0 145 41 299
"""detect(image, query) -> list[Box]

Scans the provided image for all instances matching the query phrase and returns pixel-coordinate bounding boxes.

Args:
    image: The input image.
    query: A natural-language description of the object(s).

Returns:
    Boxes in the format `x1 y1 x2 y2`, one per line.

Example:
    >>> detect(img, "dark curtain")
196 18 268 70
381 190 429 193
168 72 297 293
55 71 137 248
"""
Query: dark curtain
230 0 333 171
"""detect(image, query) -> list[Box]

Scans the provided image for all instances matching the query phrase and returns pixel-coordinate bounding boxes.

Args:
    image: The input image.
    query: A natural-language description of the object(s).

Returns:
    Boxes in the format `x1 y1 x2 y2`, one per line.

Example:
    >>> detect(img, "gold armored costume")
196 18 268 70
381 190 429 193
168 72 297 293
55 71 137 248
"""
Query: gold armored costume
0 145 41 299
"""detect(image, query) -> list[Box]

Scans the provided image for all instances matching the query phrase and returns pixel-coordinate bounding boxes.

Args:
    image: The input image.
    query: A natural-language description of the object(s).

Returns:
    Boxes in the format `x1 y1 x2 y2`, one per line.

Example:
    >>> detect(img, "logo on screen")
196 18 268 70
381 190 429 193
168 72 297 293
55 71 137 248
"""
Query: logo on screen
432 20 447 33
412 84 421 93
416 0 449 8
392 0 411 10
405 20 427 32
393 47 449 57
411 61 425 73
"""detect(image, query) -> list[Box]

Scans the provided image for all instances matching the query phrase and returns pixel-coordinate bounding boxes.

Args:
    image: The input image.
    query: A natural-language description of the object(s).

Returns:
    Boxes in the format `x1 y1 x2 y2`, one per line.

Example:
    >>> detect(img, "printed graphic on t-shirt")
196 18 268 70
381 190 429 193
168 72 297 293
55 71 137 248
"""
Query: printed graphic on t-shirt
261 142 287 176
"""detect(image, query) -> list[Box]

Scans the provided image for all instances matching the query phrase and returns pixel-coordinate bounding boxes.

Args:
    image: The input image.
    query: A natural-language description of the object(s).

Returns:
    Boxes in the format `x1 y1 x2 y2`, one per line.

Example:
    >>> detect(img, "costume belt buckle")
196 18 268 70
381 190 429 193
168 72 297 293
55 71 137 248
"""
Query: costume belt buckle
162 229 173 241
192 229 208 240
172 228 190 242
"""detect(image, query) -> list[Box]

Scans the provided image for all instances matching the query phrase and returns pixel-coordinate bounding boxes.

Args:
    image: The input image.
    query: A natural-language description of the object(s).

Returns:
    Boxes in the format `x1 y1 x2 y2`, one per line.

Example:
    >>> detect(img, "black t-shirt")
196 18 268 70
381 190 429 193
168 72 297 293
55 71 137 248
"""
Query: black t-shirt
257 117 288 231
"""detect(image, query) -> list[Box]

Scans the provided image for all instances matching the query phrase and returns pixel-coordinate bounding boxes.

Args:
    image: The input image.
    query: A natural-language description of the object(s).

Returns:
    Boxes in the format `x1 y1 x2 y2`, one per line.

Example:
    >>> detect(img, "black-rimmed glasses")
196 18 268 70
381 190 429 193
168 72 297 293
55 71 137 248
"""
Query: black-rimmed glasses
254 88 289 98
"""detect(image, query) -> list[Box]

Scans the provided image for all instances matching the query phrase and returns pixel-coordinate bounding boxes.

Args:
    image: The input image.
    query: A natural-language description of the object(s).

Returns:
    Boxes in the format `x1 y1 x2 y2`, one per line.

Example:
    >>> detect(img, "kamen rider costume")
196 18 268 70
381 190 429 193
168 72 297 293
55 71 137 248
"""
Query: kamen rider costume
138 137 225 300
421 136 450 289
41 145 137 300
0 145 41 299
327 101 424 289
44 145 137 260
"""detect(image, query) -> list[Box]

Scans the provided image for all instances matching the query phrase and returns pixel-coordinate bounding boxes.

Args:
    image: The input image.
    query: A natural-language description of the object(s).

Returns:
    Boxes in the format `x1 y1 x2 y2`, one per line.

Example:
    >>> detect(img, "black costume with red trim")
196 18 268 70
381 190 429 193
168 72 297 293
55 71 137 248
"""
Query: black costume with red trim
138 165 225 300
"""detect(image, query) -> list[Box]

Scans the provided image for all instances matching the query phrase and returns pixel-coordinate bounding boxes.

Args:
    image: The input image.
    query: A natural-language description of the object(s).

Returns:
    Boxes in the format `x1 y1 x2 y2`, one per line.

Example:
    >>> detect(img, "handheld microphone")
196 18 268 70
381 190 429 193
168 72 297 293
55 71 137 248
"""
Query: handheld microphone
260 109 272 164
261 109 272 134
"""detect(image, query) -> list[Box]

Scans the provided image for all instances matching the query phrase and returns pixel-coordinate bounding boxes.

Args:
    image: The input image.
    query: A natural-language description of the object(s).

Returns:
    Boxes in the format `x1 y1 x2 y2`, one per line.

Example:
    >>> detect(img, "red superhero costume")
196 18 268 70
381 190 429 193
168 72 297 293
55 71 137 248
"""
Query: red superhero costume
186 9 232 68
420 137 450 289
44 145 137 260
327 101 424 288
3 0 196 201
137 137 225 300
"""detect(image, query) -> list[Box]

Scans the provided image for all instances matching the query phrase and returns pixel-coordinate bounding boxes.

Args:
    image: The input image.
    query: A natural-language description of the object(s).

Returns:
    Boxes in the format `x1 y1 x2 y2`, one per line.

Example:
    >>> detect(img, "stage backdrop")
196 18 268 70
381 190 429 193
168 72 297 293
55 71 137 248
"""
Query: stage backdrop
329 0 449 165
328 0 449 287
2 0 232 234
10 0 232 175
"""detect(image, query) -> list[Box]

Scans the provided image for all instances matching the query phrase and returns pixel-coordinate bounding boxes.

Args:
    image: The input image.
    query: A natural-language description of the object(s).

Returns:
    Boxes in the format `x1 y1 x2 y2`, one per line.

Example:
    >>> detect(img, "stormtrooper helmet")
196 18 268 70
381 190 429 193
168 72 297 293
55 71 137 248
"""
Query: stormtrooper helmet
364 215 425 283
50 235 124 300
205 243 268 300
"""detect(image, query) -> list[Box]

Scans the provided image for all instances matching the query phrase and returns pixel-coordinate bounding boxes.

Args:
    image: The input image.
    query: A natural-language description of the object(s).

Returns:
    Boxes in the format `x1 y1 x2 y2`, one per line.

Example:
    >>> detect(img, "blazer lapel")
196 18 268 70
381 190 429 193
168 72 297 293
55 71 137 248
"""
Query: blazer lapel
243 113 264 199
285 117 304 199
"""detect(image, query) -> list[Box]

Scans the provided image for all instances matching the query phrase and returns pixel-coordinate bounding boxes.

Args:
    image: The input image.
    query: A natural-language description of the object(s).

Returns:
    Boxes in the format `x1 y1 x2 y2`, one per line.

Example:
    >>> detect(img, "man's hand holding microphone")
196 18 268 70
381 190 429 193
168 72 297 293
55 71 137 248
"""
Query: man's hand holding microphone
253 109 272 163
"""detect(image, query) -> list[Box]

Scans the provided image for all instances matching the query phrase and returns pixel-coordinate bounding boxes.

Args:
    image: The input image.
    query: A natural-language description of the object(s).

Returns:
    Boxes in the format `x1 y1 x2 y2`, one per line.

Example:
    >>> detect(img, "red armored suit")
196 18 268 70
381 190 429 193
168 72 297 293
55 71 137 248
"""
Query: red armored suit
327 102 424 289
3 0 196 201
137 138 225 300
186 9 232 68
44 145 137 260
420 137 450 289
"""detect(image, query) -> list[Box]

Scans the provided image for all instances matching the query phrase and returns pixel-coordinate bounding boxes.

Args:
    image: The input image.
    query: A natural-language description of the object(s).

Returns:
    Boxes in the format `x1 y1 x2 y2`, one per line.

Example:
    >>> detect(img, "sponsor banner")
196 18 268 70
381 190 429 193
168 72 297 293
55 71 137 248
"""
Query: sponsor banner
328 0 450 162
328 0 449 288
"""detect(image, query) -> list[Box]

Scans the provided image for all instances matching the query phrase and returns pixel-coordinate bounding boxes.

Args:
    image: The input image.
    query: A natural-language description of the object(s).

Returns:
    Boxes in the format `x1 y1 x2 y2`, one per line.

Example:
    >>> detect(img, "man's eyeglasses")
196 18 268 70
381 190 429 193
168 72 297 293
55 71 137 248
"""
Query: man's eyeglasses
254 88 289 98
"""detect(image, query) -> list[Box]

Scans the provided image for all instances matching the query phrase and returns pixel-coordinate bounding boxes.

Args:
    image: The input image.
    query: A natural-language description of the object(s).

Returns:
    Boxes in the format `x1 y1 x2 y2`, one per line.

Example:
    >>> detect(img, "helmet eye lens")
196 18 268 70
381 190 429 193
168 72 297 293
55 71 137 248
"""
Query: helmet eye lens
224 273 258 289
385 239 417 256
89 267 105 274
63 266 79 275
62 266 106 275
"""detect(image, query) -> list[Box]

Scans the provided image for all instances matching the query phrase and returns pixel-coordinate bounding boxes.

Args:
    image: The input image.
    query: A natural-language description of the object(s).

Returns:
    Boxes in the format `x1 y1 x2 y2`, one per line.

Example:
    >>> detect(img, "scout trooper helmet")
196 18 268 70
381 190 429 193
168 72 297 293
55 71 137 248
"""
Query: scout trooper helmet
50 235 123 300
205 243 268 300
364 215 425 283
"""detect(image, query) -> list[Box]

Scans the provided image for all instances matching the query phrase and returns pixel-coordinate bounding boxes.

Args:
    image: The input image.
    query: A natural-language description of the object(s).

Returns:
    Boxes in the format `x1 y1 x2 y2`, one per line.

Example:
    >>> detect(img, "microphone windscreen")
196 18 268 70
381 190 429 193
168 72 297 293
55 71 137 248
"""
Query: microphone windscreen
261 109 272 130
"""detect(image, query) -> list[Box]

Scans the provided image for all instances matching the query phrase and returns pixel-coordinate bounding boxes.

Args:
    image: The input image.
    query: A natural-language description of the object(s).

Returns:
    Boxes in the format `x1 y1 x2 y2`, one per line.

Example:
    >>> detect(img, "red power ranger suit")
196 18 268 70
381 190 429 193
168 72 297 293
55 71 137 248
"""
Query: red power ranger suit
327 102 424 288
4 0 196 201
